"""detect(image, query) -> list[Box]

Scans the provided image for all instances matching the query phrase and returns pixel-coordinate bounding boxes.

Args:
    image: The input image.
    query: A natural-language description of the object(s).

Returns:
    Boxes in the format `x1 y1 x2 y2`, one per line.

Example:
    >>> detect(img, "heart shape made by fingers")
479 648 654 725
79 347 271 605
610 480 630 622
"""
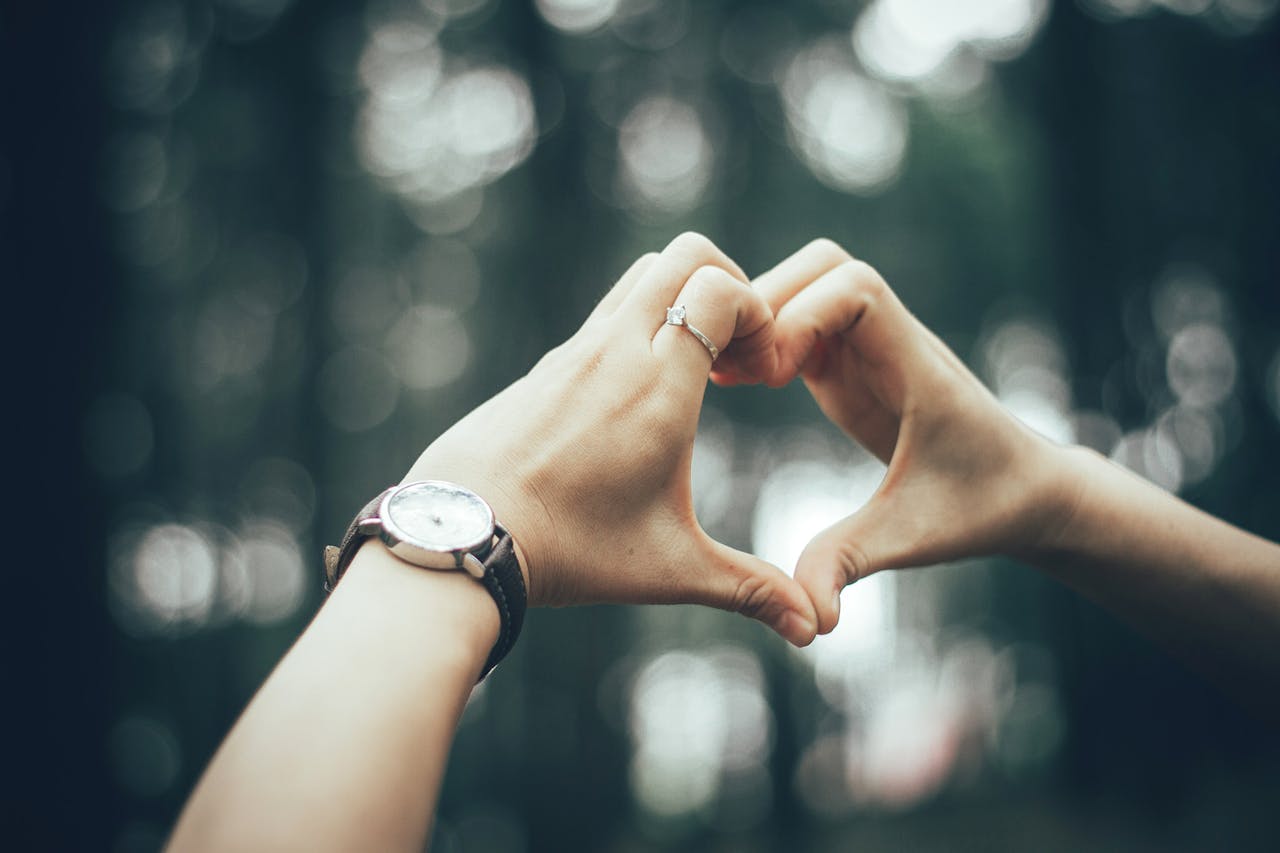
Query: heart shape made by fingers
711 239 1070 635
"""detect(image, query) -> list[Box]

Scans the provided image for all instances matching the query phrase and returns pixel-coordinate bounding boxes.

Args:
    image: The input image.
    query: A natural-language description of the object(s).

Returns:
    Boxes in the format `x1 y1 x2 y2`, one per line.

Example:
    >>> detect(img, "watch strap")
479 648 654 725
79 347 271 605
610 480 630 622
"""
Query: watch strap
323 487 391 593
477 528 526 681
323 486 527 681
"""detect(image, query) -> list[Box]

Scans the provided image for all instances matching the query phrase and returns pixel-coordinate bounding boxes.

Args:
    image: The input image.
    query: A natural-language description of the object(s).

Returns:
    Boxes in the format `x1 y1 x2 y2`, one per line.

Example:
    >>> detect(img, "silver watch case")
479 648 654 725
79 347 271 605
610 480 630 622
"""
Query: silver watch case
360 480 498 579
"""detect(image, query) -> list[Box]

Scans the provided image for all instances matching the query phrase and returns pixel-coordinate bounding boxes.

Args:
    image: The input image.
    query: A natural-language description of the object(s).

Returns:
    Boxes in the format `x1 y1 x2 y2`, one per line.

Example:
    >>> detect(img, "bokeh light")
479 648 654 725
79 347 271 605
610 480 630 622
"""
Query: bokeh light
617 95 714 215
387 305 472 390
1111 426 1185 492
420 0 496 22
780 38 908 194
1165 323 1237 409
223 523 307 625
356 16 537 223
752 453 886 576
189 291 277 391
981 318 1075 444
106 2 206 113
1157 404 1223 486
1150 265 1228 342
1098 266 1242 492
535 0 620 35
79 0 1280 847
111 523 218 635
628 647 773 820
1268 348 1280 425
612 0 690 51
1078 0 1279 32
854 0 1049 87
689 413 735 530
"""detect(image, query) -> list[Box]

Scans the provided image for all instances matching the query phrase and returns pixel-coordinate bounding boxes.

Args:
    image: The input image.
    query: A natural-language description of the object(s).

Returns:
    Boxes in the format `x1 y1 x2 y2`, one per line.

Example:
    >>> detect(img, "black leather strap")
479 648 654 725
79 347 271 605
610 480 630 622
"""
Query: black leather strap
323 487 528 682
323 488 391 593
477 528 526 680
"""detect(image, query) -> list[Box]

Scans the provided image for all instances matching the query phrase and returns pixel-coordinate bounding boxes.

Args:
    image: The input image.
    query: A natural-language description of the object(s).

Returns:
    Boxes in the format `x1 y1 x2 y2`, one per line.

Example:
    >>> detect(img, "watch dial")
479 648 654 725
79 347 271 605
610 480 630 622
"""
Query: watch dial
385 481 493 552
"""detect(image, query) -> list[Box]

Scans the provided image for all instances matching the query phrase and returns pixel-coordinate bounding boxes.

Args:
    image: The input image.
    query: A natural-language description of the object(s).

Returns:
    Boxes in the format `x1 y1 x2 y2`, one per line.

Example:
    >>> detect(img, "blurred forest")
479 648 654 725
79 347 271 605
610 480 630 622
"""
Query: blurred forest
8 0 1280 850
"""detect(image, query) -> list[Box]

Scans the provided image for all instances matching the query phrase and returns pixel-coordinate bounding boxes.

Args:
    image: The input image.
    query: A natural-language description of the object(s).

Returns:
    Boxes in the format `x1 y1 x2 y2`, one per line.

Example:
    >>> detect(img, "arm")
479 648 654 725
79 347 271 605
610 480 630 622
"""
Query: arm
734 239 1280 719
1030 445 1280 716
167 544 497 851
169 233 820 851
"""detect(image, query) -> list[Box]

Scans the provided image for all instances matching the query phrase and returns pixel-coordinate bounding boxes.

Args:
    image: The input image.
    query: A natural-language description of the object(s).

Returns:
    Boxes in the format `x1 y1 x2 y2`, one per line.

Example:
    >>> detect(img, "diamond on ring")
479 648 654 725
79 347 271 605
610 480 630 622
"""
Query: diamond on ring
664 304 718 362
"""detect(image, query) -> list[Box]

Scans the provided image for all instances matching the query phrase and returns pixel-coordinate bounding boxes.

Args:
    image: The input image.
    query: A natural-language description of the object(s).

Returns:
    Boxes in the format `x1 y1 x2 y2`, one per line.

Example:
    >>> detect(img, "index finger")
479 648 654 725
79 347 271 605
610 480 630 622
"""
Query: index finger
753 238 853 315
652 265 778 387
614 231 749 333
771 259 930 405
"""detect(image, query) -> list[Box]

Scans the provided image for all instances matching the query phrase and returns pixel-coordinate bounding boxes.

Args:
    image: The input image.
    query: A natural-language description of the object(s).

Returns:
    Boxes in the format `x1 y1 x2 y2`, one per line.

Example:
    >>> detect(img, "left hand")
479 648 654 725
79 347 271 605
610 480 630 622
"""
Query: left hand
397 232 819 646
718 239 1070 635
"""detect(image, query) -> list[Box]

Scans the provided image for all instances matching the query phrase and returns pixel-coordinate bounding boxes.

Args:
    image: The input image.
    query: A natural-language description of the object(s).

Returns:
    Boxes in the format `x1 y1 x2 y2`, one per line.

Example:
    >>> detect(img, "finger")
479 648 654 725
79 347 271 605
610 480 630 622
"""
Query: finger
753 238 852 316
585 253 658 325
791 492 904 635
703 538 819 647
708 363 744 387
770 259 930 399
614 231 748 332
794 472 960 634
652 265 778 386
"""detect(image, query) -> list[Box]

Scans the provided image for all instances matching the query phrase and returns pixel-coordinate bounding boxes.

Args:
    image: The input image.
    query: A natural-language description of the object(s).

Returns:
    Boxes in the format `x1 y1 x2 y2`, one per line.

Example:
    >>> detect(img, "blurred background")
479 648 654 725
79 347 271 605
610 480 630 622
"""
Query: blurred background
8 0 1280 850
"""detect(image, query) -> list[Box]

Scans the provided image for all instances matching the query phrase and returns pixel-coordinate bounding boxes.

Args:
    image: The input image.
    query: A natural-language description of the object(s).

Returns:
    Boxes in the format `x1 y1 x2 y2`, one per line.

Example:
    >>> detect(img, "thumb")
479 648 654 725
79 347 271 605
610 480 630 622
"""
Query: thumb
704 538 819 647
794 493 910 635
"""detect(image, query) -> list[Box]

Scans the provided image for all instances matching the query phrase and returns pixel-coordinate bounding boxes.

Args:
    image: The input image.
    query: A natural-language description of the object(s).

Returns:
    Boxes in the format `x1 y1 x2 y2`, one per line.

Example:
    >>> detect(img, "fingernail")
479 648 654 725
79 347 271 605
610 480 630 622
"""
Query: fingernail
779 611 814 644
830 589 842 621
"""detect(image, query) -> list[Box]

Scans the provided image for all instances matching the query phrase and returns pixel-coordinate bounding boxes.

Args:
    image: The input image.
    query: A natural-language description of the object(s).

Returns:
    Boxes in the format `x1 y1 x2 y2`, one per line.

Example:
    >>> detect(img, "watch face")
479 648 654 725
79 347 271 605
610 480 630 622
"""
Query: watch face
382 481 494 557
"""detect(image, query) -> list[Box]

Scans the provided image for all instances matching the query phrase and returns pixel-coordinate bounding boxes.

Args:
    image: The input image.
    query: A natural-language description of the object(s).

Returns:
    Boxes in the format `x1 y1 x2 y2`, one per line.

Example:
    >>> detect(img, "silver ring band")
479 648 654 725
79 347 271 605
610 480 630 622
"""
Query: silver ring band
665 305 719 362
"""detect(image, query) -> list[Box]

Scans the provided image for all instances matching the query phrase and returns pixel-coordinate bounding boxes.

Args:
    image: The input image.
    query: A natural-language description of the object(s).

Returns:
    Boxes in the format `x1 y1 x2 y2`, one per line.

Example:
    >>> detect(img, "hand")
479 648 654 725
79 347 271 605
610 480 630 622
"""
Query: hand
724 239 1075 634
399 233 819 646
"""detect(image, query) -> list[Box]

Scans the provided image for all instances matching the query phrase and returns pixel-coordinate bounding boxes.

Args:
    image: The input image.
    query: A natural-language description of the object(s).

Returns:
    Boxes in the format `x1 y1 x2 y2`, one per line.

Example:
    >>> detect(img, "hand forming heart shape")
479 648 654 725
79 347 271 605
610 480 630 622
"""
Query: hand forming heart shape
716 239 1072 636
401 233 1075 647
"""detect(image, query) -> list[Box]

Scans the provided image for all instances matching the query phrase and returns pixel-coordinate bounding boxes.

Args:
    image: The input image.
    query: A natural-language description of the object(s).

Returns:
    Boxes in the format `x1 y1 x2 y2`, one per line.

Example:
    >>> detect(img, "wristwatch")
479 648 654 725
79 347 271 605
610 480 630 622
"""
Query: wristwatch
323 480 527 680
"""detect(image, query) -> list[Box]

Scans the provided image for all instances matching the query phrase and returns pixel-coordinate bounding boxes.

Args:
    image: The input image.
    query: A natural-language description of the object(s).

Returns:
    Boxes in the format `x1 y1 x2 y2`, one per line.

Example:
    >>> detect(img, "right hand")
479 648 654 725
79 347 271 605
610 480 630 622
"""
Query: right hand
718 239 1079 634
399 233 819 646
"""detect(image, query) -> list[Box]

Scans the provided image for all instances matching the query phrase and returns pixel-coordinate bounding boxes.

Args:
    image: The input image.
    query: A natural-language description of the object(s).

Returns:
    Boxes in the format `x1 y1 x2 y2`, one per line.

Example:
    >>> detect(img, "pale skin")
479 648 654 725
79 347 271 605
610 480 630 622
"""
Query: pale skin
168 233 819 852
170 234 1280 851
730 238 1280 720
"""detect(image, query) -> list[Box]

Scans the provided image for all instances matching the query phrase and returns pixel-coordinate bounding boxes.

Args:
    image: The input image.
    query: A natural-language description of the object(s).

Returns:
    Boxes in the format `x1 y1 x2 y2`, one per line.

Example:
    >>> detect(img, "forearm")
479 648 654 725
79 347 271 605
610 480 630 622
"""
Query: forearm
168 542 498 852
1030 445 1280 718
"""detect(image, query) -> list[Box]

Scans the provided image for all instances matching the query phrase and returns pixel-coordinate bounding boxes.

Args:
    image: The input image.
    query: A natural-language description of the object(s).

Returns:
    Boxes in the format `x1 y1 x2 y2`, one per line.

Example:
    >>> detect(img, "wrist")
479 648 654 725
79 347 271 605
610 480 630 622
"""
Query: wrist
401 456 547 607
1011 441 1102 566
338 541 501 678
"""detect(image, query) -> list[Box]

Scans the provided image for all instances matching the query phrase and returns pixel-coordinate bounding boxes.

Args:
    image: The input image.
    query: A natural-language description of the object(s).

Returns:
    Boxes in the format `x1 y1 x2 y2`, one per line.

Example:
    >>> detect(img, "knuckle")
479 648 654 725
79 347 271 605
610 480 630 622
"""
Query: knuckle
829 537 871 585
835 259 886 302
687 264 739 297
634 251 660 272
730 572 774 620
806 237 852 265
668 230 718 261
